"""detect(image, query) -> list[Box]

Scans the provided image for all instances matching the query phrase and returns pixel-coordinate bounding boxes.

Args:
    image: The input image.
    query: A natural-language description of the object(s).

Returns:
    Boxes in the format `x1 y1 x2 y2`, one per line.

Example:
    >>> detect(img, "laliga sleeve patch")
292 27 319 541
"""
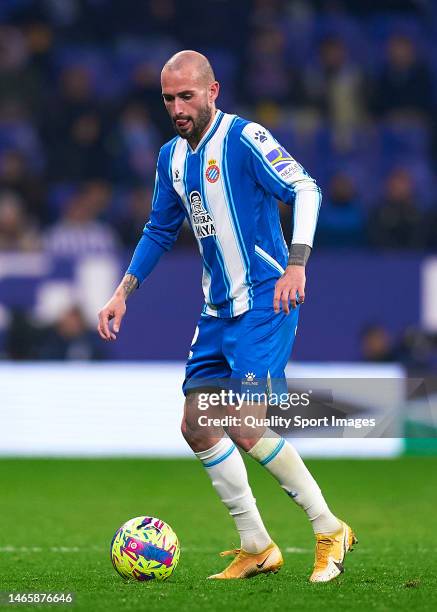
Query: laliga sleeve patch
265 146 301 179
243 123 301 180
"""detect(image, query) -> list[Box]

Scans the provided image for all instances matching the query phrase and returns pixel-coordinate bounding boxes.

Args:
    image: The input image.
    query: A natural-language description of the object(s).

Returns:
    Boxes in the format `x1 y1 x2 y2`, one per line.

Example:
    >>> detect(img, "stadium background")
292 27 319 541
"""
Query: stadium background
1 0 437 367
0 1 436 610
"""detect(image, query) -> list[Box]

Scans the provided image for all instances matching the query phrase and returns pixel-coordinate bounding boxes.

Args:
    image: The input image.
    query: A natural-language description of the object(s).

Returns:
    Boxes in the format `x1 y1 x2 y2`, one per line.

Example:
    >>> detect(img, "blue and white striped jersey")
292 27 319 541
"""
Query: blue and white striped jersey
127 110 322 318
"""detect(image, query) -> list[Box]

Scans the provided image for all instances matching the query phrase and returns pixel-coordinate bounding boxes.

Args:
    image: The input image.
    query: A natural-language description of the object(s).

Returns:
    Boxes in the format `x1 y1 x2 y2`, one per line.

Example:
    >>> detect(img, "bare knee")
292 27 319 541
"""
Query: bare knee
227 433 261 452
181 394 223 452
225 424 266 452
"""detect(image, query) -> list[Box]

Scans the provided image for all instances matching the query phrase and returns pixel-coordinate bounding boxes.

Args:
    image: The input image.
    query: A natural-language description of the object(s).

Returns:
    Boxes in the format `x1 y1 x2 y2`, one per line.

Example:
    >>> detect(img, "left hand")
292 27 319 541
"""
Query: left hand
273 265 306 314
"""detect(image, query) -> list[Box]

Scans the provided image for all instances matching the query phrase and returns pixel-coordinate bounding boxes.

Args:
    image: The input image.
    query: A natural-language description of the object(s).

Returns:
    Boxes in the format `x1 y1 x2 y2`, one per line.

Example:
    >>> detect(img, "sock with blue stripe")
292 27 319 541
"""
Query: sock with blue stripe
195 437 271 553
248 434 341 534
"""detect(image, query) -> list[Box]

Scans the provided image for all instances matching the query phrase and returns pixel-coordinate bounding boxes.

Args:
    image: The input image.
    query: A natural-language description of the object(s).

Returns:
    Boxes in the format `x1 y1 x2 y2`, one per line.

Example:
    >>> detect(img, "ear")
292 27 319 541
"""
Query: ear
209 81 220 103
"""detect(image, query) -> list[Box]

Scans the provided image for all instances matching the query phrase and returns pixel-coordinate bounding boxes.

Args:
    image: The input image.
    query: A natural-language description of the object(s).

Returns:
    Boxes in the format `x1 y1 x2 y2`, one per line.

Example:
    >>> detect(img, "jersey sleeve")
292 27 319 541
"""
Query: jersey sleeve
241 122 322 248
126 147 186 285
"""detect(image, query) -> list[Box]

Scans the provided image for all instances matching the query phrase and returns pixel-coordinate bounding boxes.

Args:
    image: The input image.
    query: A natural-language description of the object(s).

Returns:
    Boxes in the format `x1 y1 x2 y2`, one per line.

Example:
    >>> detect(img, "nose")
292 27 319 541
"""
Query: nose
174 98 186 116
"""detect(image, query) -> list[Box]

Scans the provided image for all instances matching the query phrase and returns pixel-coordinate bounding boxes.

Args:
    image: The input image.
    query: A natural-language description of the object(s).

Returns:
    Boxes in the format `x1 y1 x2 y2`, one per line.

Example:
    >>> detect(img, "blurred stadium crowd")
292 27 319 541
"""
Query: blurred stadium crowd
1 0 437 252
1 0 437 365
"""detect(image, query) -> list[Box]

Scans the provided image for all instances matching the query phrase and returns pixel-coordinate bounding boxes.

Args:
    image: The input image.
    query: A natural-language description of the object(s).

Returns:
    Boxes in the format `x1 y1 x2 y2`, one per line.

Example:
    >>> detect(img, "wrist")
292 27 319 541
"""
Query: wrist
288 243 311 267
114 288 127 300
285 263 304 271
115 274 138 300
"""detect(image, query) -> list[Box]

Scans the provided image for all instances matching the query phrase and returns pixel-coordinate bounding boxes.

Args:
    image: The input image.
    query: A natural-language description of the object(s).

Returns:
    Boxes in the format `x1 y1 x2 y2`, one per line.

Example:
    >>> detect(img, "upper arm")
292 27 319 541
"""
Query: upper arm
240 122 319 204
144 147 186 251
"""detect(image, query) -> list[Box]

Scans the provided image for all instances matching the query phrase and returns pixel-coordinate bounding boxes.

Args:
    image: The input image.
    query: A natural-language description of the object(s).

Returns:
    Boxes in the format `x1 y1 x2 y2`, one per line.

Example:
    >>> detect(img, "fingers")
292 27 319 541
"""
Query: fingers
297 276 306 304
273 283 282 314
273 281 306 313
282 287 291 314
274 283 292 314
97 312 109 340
97 297 126 341
97 309 115 341
112 312 123 334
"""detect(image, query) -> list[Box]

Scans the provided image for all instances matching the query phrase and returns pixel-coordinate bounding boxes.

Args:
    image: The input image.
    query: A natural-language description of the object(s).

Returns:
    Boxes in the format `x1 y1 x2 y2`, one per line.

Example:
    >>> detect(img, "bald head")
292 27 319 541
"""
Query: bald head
161 50 219 148
161 50 215 87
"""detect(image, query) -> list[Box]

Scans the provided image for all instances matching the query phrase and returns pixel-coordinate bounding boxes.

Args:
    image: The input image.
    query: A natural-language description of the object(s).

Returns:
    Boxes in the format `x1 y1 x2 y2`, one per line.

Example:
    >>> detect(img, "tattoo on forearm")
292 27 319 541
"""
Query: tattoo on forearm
121 274 139 299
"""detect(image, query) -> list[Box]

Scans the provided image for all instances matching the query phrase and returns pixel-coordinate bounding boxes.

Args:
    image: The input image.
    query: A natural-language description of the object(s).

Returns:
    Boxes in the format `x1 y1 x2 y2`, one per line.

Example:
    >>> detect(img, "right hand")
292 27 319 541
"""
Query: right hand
97 294 127 341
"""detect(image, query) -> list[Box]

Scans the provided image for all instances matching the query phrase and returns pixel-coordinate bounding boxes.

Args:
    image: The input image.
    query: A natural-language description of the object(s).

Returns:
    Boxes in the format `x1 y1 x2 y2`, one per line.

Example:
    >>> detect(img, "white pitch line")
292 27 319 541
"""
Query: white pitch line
0 545 311 554
5 545 429 555
285 547 310 554
0 546 100 553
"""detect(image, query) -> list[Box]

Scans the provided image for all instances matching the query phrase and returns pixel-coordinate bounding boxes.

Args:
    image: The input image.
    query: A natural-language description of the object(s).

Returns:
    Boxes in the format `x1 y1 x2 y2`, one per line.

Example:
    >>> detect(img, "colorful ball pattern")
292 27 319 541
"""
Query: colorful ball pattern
110 516 180 581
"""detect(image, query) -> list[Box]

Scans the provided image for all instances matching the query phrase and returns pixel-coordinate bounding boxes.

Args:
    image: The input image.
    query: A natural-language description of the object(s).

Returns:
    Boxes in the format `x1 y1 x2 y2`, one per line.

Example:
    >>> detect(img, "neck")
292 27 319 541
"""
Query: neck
187 107 217 150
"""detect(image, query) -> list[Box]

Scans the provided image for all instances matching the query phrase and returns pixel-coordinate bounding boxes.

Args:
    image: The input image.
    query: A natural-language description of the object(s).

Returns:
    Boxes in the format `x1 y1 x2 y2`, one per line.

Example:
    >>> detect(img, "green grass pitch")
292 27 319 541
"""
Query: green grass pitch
1 456 436 611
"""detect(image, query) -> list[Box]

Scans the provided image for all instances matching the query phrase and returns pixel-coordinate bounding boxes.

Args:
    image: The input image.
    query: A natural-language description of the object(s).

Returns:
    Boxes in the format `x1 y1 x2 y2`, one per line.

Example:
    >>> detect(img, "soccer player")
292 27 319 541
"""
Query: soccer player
98 50 356 581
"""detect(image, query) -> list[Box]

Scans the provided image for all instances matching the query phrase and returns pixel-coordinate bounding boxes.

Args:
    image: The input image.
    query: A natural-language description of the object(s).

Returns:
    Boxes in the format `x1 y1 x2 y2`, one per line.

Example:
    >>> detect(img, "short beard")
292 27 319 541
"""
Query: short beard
174 105 213 144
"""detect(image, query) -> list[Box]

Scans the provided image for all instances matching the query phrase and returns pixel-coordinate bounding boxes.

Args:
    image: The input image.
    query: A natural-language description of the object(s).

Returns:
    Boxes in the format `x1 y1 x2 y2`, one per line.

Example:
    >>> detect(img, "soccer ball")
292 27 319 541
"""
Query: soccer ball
110 516 180 581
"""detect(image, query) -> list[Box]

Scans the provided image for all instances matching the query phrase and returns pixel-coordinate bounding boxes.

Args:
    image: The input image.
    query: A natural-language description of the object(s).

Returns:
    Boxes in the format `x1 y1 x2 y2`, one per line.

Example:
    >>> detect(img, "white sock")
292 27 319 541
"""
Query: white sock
248 434 341 534
195 437 271 553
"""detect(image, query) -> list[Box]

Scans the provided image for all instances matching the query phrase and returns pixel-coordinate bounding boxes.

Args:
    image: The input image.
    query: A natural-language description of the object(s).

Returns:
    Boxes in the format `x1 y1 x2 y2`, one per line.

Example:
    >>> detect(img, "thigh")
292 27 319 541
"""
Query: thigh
224 306 300 394
182 314 231 396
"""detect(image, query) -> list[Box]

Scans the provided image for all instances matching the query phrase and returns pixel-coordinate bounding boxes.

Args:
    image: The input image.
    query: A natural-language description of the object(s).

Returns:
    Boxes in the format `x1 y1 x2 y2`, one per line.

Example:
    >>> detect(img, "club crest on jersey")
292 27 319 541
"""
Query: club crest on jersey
265 146 299 178
205 159 220 183
189 191 216 239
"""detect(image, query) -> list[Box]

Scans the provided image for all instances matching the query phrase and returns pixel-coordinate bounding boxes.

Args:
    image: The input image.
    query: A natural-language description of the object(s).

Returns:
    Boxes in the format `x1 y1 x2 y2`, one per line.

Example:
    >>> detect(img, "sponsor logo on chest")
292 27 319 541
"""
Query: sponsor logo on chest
189 191 216 238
